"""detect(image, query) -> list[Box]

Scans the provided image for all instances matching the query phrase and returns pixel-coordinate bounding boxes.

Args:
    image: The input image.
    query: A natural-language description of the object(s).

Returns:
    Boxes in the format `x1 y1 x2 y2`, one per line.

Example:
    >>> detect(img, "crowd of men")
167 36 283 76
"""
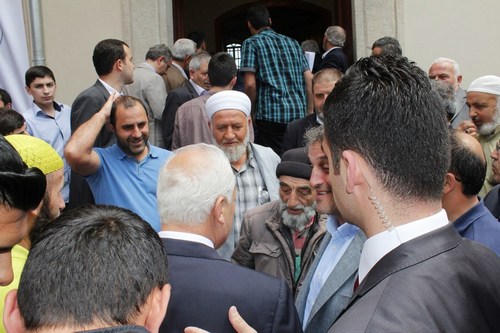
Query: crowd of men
1 3 500 333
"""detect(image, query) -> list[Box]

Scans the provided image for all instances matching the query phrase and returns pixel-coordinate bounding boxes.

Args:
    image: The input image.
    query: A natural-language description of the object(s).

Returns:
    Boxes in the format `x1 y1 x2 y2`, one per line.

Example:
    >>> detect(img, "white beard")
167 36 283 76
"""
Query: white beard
217 132 249 163
279 200 317 232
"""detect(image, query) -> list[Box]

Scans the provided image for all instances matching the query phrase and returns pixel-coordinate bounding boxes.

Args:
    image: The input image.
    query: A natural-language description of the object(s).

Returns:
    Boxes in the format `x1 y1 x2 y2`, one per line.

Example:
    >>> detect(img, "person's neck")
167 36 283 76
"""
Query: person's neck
447 195 479 222
99 75 124 93
144 59 159 74
209 84 233 94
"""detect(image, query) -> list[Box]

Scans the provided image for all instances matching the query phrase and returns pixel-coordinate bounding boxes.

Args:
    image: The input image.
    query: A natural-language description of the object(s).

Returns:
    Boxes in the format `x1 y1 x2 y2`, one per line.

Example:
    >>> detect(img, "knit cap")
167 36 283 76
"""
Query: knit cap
276 147 312 180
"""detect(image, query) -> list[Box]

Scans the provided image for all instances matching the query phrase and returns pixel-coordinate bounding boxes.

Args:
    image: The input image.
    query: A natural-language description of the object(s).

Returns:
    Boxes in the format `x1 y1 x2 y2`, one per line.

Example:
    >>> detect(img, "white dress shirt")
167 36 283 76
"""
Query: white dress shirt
158 230 214 248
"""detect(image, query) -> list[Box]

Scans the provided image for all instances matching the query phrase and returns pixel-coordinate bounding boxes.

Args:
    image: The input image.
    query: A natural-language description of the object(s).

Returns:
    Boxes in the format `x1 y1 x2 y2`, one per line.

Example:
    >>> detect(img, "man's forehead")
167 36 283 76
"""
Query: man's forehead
466 91 499 101
279 175 311 187
213 110 248 122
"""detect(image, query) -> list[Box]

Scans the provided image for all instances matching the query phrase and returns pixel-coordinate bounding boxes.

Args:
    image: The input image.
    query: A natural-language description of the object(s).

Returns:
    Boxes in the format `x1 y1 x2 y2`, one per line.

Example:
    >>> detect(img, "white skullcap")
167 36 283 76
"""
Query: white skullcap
205 90 251 119
467 75 500 96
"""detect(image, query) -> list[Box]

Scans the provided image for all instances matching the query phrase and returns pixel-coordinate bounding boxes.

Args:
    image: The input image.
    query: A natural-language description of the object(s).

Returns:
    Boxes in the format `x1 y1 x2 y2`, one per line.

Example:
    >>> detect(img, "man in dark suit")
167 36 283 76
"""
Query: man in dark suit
157 143 302 333
69 39 134 209
323 54 500 332
281 68 342 155
318 26 348 73
161 52 211 149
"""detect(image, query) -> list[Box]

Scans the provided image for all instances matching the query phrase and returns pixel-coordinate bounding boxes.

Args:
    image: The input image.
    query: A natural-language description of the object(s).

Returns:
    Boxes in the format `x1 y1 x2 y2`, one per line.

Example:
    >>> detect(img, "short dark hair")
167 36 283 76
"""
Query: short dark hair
187 31 206 49
0 108 25 135
324 54 450 200
25 66 56 87
0 88 12 106
247 5 270 30
92 39 129 76
18 205 169 330
449 131 486 196
208 52 237 87
0 135 46 210
110 95 148 127
371 36 402 55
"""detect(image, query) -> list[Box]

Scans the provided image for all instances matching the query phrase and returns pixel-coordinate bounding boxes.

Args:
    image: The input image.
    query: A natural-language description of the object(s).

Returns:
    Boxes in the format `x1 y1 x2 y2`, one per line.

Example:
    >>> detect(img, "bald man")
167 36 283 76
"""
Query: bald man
442 131 500 255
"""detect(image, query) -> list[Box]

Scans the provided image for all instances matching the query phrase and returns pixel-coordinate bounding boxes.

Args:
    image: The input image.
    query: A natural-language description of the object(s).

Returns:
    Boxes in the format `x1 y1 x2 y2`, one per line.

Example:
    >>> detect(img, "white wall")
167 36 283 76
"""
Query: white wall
402 0 500 88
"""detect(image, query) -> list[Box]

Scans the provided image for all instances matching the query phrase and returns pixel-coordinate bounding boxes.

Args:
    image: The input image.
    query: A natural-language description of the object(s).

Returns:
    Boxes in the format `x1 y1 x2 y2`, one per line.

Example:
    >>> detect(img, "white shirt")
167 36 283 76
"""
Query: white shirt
322 46 341 59
158 230 214 248
189 79 205 96
98 78 121 95
358 209 449 283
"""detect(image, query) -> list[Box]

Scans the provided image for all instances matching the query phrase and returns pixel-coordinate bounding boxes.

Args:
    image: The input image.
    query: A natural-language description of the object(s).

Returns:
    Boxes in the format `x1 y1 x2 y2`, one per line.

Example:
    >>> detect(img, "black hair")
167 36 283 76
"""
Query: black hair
246 5 270 30
0 108 25 135
187 31 206 49
25 66 56 87
324 54 450 200
92 39 129 76
208 52 237 87
371 36 403 55
110 95 148 127
18 205 169 330
0 88 12 106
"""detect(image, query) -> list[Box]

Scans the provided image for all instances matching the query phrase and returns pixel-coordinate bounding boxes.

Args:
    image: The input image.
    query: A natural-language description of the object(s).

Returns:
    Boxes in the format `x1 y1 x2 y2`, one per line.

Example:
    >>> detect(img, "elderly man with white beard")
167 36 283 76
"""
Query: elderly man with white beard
206 90 280 260
459 75 500 196
232 147 326 293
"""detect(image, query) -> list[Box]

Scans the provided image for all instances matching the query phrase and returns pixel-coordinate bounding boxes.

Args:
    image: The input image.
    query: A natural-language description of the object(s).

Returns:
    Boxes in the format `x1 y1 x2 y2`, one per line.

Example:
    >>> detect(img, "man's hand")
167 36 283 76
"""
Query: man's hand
184 306 257 333
100 92 119 122
457 120 479 139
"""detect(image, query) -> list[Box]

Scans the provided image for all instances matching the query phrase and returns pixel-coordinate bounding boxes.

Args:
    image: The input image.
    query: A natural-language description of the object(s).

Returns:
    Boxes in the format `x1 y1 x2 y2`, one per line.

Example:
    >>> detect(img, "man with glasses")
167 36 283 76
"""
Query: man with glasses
232 147 326 293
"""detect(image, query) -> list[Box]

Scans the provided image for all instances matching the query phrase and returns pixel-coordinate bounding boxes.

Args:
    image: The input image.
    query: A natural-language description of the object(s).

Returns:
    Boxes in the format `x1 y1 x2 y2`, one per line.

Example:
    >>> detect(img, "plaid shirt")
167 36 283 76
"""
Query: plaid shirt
240 28 309 123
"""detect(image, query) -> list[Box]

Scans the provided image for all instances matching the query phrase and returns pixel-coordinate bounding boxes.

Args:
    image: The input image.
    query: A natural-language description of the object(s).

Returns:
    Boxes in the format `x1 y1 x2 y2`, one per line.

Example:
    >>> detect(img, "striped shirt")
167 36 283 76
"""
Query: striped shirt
240 28 309 123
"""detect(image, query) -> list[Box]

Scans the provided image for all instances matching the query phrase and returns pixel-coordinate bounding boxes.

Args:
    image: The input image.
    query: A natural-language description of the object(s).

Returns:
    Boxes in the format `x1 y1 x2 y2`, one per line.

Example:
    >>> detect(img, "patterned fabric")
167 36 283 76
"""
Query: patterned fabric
240 28 309 123
232 145 269 240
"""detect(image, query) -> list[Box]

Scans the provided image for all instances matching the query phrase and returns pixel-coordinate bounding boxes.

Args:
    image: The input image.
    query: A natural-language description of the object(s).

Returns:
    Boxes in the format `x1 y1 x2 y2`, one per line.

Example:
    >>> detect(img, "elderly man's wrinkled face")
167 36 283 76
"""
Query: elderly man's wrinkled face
467 92 499 136
279 176 316 232
428 62 461 92
210 110 249 163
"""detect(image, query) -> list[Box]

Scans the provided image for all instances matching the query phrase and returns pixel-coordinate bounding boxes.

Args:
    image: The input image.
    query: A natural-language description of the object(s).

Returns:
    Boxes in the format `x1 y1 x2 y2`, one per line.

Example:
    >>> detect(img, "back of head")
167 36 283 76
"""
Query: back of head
208 52 237 87
0 88 12 106
146 43 172 62
187 31 206 49
172 38 197 61
157 143 235 226
18 205 169 330
25 66 56 87
188 51 211 71
371 36 402 55
301 39 320 53
0 109 25 135
92 39 128 76
449 131 486 196
325 26 346 47
0 135 46 211
313 68 343 87
324 54 450 201
247 5 270 30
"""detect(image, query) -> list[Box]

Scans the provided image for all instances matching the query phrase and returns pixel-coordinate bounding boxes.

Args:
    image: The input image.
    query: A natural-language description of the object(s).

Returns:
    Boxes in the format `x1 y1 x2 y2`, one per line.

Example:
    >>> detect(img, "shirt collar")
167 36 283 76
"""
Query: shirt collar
172 62 188 79
111 143 156 160
358 209 448 283
31 101 62 115
190 79 205 96
322 46 341 58
98 79 121 95
158 230 214 248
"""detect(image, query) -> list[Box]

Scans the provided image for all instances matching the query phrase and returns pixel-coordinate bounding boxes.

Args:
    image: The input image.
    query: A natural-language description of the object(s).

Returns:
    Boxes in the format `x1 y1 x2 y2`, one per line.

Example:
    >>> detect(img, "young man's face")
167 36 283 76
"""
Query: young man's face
26 76 56 108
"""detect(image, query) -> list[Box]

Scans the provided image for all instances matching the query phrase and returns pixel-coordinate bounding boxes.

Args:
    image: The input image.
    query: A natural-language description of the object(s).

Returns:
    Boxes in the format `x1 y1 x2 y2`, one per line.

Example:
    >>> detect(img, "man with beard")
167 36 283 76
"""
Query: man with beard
232 147 326 293
0 134 64 332
65 94 171 231
281 68 342 154
459 75 500 196
206 90 280 260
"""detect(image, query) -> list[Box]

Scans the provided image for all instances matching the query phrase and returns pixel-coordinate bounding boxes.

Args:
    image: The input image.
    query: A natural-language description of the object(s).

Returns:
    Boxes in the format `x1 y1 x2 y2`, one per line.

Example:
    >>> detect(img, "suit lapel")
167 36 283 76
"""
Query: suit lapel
308 230 364 323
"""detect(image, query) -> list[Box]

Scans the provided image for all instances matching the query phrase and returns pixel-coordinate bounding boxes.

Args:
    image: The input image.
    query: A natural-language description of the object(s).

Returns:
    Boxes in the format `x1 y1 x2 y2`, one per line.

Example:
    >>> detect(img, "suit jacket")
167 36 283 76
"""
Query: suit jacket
161 81 198 149
281 113 319 155
318 48 348 73
163 63 187 93
329 224 500 332
160 238 302 333
484 183 500 220
451 87 470 128
68 80 116 209
295 230 365 333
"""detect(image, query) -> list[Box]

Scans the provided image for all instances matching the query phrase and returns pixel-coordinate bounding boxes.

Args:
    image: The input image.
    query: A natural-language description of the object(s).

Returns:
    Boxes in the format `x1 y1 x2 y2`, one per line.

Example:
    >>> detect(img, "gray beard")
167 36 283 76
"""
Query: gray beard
479 112 500 136
279 200 317 232
217 133 249 163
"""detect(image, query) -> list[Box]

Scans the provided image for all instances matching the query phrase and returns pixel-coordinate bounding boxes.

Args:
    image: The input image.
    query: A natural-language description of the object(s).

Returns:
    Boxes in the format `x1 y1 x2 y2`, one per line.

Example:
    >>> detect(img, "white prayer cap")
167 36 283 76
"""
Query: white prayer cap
205 90 251 119
467 75 500 96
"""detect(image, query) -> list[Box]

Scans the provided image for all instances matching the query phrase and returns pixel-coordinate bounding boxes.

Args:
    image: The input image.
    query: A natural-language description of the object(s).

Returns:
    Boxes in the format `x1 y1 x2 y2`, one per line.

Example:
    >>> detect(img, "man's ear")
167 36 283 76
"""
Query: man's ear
341 150 362 194
3 290 26 333
212 196 226 226
457 74 463 86
144 284 171 333
443 172 457 194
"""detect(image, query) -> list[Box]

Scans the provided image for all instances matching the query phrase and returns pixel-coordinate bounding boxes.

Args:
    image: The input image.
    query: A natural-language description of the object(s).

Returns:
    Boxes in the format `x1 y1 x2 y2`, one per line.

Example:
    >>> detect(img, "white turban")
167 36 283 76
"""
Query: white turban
467 75 500 96
205 90 251 119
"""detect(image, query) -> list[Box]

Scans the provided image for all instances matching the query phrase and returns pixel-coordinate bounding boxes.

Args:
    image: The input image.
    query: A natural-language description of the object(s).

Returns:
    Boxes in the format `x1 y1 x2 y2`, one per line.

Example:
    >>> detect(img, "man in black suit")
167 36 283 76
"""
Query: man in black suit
161 52 211 149
157 143 302 333
323 54 500 331
281 68 342 155
69 39 134 208
318 26 348 73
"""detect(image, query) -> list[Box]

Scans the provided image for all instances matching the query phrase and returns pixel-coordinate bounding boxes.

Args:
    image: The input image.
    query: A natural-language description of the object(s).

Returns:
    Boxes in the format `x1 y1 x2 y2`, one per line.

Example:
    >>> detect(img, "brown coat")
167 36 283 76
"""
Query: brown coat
232 200 326 294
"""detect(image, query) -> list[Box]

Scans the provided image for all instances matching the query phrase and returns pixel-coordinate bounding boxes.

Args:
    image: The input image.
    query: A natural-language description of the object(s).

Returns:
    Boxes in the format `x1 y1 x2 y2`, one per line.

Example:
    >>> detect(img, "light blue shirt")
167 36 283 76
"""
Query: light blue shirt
24 101 71 202
85 144 171 231
303 215 359 328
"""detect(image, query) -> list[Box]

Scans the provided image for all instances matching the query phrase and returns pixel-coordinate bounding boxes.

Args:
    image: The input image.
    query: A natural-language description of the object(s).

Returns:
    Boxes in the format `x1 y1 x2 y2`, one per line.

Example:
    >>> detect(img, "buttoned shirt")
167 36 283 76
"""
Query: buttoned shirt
359 209 449 283
240 28 309 123
24 101 71 202
303 216 359 328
